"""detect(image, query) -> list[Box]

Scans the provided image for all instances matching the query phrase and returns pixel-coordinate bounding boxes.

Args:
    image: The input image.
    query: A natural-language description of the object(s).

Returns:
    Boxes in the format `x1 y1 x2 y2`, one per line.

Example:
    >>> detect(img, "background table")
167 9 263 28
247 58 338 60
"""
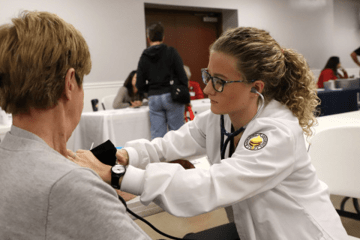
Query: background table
190 98 211 115
0 124 11 142
317 88 360 116
71 106 151 150
335 78 360 89
69 99 211 151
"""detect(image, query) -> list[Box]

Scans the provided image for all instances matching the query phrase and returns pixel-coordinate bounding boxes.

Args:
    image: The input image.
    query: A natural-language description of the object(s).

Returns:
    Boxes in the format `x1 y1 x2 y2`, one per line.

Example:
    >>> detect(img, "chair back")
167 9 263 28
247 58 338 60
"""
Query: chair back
309 126 360 199
101 94 116 110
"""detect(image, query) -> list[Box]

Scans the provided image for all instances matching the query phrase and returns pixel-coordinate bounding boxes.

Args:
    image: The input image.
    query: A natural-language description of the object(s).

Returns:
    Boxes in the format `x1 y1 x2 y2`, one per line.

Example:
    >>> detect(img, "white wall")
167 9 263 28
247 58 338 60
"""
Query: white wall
333 0 360 68
1 0 360 112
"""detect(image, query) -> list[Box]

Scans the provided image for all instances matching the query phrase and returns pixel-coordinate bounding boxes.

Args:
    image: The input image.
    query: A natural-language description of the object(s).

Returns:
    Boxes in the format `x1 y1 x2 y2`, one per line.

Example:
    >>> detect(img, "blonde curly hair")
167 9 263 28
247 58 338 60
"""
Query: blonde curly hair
0 11 91 115
210 27 319 137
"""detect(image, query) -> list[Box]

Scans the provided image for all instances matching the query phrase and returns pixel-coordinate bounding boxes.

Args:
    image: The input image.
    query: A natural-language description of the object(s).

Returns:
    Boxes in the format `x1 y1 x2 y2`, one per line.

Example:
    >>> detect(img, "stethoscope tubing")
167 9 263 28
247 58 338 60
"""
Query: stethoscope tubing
220 90 265 160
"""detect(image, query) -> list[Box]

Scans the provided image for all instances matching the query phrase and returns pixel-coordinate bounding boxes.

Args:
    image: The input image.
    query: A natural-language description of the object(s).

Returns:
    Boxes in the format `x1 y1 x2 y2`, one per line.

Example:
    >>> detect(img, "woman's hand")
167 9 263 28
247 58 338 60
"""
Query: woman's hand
67 149 112 184
130 100 142 108
116 149 129 165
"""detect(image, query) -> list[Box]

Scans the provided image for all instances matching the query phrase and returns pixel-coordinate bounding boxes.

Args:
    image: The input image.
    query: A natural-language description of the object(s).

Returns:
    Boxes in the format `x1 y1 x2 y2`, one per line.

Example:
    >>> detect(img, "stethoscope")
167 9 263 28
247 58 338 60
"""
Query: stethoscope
220 88 265 160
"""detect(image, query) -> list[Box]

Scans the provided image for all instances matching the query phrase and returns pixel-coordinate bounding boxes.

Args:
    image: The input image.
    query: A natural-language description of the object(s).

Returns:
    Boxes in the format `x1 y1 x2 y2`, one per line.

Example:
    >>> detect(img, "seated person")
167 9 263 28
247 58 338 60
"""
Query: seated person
184 65 204 100
0 11 150 239
113 70 148 109
183 65 203 122
317 56 348 88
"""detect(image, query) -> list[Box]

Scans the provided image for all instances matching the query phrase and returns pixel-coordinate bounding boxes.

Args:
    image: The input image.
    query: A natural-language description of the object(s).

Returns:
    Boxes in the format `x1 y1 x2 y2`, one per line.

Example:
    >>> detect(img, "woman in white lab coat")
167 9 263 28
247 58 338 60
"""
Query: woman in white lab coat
70 27 348 239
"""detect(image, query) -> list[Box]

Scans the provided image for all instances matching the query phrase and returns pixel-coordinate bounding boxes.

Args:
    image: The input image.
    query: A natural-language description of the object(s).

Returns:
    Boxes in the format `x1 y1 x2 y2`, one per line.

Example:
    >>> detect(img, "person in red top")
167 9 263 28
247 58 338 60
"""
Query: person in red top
317 56 348 88
183 65 204 122
184 65 204 100
189 81 204 100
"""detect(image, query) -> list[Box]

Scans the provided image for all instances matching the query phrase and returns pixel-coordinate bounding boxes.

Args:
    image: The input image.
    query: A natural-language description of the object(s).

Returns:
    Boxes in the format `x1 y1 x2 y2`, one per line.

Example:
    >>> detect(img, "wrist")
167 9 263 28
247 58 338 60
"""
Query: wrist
116 149 129 165
102 165 112 185
119 175 125 188
111 165 126 189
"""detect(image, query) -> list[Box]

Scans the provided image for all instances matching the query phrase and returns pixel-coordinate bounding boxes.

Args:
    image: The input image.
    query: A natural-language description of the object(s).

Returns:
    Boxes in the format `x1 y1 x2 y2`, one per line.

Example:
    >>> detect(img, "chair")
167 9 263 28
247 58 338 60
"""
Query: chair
183 222 239 240
101 94 116 110
309 126 360 239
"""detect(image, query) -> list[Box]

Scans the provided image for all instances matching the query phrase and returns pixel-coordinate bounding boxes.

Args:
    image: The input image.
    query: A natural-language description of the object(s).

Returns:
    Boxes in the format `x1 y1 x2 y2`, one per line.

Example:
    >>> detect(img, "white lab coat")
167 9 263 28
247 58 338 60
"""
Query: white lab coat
121 100 348 240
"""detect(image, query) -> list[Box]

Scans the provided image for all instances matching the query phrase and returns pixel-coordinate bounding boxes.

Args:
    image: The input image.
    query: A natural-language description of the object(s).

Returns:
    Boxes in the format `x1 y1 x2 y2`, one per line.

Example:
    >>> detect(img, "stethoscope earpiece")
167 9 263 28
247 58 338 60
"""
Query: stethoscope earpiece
251 87 258 94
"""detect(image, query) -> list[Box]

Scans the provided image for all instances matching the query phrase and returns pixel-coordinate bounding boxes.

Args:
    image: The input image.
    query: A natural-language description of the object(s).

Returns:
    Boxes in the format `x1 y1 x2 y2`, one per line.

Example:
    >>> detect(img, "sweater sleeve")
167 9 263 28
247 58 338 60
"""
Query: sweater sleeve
113 87 131 109
46 168 150 240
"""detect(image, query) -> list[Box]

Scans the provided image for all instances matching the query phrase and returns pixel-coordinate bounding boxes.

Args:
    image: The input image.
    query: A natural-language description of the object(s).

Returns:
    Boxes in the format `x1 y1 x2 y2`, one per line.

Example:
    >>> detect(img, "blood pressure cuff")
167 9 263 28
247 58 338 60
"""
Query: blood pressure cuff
90 140 117 166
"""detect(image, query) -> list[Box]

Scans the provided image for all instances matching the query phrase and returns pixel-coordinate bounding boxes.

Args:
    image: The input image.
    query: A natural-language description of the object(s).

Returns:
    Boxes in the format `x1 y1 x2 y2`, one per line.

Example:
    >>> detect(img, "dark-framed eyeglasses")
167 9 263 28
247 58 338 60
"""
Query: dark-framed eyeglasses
201 68 254 93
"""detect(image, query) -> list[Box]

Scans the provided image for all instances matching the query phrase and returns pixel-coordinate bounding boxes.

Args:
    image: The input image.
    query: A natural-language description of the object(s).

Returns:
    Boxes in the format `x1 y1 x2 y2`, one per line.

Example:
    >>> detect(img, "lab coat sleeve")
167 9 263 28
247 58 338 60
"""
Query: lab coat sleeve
121 118 297 218
123 111 208 169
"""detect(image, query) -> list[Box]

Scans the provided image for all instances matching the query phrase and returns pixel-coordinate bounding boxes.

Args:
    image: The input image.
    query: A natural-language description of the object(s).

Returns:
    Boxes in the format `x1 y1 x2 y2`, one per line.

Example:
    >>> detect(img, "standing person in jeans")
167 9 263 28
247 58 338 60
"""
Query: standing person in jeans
136 22 188 139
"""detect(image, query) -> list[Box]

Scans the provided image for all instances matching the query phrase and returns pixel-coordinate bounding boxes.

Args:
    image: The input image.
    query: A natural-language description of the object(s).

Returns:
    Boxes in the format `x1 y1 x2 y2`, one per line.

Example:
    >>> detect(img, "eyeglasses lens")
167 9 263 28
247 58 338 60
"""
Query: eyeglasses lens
213 78 223 92
202 70 223 92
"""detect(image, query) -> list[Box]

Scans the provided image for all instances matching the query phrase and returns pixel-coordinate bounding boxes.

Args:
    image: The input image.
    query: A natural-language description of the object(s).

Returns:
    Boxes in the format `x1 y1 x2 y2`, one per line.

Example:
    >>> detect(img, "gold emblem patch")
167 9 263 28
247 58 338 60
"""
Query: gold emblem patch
244 133 268 151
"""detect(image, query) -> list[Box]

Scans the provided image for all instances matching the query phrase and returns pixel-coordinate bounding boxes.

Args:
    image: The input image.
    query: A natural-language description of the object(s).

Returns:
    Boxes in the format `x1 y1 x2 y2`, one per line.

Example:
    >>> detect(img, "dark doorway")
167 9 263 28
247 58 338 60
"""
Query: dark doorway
145 7 223 98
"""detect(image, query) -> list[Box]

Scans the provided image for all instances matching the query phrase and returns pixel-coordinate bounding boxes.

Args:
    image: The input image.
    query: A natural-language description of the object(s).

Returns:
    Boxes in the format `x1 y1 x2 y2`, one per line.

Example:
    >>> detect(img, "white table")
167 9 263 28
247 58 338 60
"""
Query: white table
71 106 151 150
0 124 11 141
70 100 211 151
0 111 12 141
191 98 211 115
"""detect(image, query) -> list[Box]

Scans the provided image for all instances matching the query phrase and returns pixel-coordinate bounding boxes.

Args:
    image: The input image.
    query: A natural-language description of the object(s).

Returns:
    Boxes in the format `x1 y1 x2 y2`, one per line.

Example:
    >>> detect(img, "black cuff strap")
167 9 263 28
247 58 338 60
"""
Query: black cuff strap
90 140 117 166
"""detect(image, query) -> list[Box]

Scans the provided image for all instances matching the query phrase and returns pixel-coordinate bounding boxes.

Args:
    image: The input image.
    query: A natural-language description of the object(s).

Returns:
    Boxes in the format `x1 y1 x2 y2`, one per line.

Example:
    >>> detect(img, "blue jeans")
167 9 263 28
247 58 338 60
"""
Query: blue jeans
149 93 185 139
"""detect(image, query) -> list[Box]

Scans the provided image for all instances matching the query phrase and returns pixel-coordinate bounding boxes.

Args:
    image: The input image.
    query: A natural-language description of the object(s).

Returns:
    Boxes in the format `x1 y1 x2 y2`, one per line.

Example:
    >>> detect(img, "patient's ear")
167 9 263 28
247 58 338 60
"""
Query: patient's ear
253 80 265 94
63 68 76 100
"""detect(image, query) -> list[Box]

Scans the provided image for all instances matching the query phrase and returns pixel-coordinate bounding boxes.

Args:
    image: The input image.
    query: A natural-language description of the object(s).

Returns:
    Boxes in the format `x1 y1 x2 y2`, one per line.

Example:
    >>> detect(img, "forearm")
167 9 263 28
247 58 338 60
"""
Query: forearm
351 52 360 67
113 88 130 109
339 69 348 78
113 101 130 109
123 123 206 169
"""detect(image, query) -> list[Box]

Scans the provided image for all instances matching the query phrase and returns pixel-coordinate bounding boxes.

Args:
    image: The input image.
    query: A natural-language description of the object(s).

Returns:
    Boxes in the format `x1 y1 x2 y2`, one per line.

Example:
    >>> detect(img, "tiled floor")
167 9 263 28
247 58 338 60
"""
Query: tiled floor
331 195 360 238
135 196 360 239
134 208 229 239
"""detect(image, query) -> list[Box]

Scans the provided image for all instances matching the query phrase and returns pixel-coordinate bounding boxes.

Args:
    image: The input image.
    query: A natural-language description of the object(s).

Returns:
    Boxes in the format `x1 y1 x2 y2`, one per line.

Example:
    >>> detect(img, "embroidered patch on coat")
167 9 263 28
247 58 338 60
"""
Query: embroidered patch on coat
244 133 268 150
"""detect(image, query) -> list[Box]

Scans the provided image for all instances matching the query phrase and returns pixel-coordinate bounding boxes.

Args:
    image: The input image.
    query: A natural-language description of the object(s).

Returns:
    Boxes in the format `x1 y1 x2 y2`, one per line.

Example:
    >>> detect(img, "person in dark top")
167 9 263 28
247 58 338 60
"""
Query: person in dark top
350 47 360 67
136 22 188 139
